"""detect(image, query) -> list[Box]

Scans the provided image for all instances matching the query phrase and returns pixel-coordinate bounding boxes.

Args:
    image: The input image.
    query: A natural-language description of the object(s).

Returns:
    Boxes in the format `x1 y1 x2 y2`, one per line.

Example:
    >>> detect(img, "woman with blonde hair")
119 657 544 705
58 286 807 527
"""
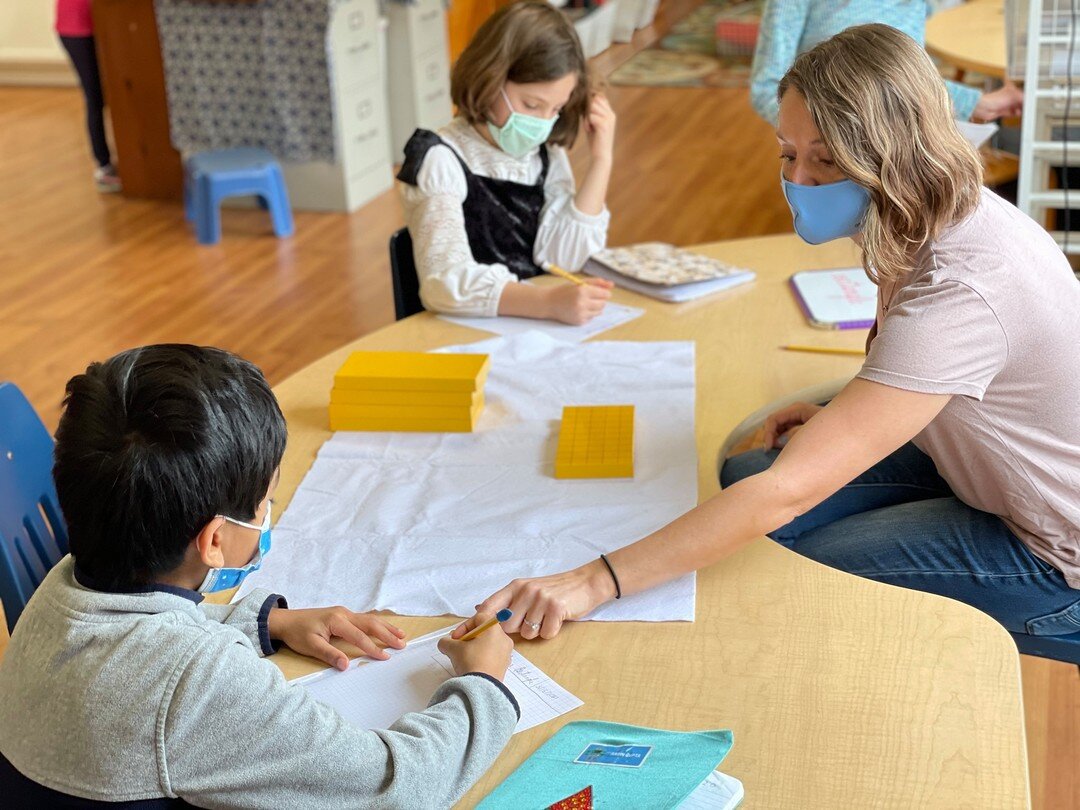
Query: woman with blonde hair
459 24 1080 644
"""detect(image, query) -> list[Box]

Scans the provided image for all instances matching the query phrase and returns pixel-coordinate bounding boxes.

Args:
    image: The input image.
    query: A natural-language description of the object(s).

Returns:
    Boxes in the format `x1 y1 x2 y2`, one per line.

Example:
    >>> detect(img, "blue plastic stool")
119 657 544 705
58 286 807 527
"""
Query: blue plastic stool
184 148 294 245
0 383 69 634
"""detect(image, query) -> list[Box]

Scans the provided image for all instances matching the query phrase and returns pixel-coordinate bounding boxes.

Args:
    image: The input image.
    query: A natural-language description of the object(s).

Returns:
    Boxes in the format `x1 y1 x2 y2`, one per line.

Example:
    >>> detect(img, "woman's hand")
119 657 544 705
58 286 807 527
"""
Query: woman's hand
763 401 823 449
461 559 618 641
267 606 406 670
585 93 617 165
972 82 1024 122
544 278 613 324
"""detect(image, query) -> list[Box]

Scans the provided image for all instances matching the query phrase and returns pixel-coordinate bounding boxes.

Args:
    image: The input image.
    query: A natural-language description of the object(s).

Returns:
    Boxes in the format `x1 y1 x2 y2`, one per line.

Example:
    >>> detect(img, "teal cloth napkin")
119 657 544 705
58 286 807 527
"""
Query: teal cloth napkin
478 720 734 809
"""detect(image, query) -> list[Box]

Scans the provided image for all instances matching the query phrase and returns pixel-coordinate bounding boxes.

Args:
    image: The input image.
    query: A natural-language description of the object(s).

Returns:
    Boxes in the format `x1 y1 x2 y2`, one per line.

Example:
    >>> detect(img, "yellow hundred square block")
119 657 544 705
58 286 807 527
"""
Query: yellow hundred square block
334 351 490 392
554 405 635 479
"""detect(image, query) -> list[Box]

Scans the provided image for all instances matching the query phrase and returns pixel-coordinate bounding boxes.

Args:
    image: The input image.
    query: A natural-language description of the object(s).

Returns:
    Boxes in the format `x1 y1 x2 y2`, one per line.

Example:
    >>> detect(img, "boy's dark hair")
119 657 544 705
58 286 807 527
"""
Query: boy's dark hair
53 345 287 590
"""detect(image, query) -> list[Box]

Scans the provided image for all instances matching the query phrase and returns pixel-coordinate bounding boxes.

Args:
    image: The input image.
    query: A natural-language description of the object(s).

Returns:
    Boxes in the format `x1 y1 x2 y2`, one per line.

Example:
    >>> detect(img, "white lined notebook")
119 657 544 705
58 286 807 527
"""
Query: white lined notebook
295 626 582 733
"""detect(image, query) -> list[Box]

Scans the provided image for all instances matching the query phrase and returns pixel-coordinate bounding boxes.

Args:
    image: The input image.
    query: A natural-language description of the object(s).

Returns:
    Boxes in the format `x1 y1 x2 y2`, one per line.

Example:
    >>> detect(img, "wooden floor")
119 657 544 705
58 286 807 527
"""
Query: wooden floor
0 2 1075 807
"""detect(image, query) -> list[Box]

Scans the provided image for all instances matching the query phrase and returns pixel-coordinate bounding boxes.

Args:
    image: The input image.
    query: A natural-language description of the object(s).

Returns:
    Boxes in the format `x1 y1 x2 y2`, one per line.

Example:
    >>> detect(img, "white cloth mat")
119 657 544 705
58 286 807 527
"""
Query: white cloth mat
295 625 582 734
237 332 697 621
438 302 643 342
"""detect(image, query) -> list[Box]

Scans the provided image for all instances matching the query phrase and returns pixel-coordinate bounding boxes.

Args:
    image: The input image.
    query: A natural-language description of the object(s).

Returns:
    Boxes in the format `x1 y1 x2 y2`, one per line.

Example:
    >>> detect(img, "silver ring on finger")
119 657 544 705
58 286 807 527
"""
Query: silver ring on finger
524 619 541 632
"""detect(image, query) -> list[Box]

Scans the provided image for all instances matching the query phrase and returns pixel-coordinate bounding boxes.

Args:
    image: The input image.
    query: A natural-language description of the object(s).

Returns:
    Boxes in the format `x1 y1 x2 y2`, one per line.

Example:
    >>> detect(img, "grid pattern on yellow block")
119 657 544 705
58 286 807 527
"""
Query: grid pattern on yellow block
554 405 634 479
333 351 490 392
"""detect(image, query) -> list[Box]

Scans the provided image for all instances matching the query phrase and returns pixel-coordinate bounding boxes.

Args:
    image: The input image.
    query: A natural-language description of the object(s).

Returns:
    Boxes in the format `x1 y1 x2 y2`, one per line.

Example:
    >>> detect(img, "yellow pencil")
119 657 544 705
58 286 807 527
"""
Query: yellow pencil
544 263 586 286
782 344 865 357
459 609 513 641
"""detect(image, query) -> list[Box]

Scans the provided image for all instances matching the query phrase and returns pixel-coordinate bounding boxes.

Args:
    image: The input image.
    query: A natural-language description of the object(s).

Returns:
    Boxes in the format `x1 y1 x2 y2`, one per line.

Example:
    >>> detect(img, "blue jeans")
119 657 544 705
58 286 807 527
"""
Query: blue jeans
720 443 1080 637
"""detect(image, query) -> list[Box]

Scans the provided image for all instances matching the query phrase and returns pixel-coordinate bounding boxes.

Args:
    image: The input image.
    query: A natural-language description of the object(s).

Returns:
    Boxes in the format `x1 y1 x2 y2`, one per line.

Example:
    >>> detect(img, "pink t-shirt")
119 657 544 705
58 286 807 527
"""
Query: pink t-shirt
56 0 93 37
859 189 1080 588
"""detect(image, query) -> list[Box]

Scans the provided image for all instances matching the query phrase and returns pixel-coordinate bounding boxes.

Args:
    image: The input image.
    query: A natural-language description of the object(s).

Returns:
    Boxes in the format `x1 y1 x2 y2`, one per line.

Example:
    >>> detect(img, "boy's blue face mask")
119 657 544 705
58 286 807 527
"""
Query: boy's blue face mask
488 87 559 158
197 503 272 594
781 168 871 245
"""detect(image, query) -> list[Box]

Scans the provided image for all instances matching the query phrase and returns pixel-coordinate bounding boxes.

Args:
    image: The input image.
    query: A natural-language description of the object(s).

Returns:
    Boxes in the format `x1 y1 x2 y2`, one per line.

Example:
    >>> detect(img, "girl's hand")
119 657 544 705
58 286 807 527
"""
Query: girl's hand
462 559 618 641
544 278 613 324
585 93 617 164
763 401 824 449
267 606 406 670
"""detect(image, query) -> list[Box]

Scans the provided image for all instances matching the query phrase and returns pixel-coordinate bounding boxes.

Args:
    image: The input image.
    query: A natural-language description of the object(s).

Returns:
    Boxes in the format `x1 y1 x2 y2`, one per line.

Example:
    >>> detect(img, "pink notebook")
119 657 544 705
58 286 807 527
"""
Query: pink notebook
789 268 877 330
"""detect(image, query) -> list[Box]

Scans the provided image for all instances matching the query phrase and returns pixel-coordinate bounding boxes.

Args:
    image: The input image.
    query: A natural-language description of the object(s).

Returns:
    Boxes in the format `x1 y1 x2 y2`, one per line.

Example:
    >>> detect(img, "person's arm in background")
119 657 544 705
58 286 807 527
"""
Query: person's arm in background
921 2 1023 121
968 80 1024 122
749 0 811 124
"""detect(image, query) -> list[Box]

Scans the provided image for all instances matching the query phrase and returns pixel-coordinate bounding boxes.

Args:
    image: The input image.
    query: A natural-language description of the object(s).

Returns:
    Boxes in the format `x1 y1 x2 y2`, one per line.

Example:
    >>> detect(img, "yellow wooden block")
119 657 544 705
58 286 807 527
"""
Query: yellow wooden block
330 388 482 407
329 398 482 420
334 351 489 392
554 405 634 479
329 412 479 433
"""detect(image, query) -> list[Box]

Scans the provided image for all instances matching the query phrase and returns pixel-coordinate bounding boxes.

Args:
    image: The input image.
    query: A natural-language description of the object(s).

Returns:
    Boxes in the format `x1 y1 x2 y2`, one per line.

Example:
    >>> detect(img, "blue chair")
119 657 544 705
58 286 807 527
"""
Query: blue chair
389 228 424 321
184 148 294 245
0 383 68 634
719 379 1080 673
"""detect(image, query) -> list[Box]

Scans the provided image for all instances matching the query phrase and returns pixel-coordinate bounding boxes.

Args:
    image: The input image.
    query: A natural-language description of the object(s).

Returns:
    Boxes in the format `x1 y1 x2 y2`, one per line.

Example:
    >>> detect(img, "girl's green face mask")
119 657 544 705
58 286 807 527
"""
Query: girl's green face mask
488 87 559 158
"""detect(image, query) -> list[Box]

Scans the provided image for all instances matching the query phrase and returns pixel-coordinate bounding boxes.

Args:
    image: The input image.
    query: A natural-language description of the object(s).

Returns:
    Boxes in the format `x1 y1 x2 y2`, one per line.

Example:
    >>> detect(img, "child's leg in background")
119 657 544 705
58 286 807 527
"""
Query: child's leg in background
58 35 117 186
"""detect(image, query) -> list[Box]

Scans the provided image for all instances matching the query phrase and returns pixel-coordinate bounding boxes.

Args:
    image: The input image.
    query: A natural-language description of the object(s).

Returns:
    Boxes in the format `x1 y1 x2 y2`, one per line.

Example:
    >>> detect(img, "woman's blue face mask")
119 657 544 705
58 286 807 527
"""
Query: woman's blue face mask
197 503 272 593
780 167 871 245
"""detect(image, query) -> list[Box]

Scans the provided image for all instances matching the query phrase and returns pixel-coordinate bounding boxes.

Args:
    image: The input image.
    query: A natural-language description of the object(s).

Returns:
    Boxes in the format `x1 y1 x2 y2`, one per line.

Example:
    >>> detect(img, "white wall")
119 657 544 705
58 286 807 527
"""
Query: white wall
0 1 75 85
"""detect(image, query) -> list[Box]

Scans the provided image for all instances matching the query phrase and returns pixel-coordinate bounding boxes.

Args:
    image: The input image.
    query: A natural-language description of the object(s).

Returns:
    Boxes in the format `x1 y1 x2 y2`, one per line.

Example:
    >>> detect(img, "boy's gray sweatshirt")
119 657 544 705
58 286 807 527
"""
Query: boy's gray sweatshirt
0 557 518 808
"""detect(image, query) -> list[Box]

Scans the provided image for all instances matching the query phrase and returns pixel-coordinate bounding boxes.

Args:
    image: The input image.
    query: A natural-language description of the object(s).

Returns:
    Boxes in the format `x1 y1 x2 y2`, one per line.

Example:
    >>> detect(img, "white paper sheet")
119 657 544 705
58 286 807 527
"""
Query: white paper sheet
679 771 745 809
237 332 697 622
438 302 643 342
956 120 999 150
295 626 582 734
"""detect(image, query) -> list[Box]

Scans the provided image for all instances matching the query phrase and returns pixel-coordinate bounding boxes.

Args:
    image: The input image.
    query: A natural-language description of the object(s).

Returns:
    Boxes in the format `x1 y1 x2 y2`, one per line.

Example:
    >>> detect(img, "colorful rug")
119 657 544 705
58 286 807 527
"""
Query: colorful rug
611 0 761 88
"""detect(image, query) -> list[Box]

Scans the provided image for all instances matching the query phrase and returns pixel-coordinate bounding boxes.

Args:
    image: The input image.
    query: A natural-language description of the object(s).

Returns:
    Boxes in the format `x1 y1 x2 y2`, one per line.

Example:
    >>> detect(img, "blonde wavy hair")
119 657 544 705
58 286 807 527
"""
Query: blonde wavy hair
778 24 983 282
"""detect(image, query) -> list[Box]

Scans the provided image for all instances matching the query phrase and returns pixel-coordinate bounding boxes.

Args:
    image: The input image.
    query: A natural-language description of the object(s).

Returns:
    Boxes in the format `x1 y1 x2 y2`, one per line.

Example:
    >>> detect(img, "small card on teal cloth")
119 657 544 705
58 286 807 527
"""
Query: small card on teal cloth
477 720 734 809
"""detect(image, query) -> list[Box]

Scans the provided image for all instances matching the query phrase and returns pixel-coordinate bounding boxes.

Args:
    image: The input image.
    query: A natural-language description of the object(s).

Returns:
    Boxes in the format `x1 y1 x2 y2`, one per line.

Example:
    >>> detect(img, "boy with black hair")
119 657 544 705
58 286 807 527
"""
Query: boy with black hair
0 345 517 807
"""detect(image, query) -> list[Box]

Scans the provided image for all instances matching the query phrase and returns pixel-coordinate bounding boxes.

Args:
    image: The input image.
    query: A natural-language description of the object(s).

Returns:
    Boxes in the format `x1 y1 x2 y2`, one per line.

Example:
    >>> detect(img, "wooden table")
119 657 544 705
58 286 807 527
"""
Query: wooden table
265 234 1030 808
926 0 1008 79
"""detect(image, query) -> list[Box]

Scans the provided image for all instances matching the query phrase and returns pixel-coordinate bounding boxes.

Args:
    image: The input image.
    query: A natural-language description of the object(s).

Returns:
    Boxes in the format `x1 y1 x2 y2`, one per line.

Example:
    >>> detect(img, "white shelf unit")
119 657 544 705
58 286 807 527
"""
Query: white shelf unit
1015 0 1080 256
281 0 394 213
386 0 454 164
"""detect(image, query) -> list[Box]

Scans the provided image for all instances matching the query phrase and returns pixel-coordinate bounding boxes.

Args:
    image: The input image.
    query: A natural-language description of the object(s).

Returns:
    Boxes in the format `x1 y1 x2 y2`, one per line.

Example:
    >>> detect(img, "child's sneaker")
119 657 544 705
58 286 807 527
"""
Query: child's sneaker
94 164 122 193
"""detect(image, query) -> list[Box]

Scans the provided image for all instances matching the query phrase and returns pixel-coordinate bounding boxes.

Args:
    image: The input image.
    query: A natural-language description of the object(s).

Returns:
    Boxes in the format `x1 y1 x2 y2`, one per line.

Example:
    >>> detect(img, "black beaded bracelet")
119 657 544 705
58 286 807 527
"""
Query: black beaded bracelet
599 554 622 600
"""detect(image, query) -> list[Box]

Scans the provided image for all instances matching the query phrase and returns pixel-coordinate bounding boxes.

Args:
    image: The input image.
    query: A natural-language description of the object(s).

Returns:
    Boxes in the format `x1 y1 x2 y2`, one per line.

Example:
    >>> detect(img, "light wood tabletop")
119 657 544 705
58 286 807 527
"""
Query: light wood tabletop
264 233 1030 808
926 0 1008 79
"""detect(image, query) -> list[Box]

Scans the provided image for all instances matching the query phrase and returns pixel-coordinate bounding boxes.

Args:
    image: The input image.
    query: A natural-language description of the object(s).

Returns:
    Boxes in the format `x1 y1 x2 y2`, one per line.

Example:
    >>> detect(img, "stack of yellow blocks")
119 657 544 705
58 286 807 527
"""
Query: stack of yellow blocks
329 351 490 432
554 405 635 479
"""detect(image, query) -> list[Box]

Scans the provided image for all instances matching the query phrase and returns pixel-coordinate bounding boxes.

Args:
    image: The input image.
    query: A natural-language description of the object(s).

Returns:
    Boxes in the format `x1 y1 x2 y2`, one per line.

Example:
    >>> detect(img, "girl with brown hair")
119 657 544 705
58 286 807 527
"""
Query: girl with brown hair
397 1 616 325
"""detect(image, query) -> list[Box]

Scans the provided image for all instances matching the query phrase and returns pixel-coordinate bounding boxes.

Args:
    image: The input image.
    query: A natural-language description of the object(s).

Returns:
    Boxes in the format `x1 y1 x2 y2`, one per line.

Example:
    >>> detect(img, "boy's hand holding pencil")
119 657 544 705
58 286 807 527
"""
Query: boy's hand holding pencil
441 610 515 681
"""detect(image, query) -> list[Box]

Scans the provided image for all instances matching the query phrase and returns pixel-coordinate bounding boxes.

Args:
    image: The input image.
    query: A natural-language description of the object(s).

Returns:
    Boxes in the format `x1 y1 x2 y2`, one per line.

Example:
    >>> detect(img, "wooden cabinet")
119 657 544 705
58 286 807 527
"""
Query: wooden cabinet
447 0 516 62
92 0 183 200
